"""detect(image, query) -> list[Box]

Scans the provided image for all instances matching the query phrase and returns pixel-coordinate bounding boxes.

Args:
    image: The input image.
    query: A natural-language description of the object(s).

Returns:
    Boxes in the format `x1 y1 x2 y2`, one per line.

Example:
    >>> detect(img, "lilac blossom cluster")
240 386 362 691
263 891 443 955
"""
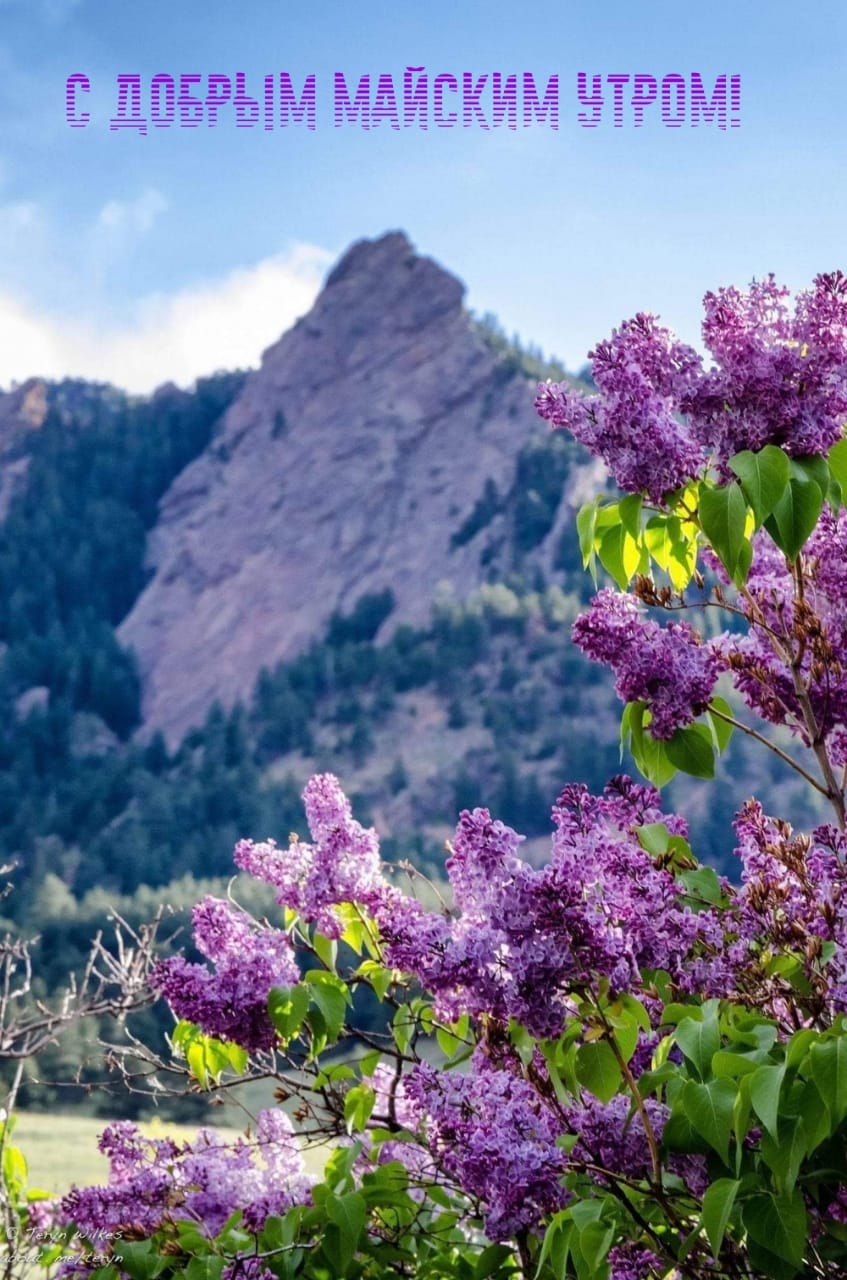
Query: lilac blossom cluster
713 515 847 762
141 775 728 1240
60 1111 312 1245
571 590 720 738
137 773 847 1250
373 779 721 1039
403 1053 568 1239
536 271 847 495
535 314 703 501
565 1094 708 1202
159 772 722 1050
151 897 300 1052
606 1243 666 1280
233 772 383 938
694 272 847 461
710 802 847 1019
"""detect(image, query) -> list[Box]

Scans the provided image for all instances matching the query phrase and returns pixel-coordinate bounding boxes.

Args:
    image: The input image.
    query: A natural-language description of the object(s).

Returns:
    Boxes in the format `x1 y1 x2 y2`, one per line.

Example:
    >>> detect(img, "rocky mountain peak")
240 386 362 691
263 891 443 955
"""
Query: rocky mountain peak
319 229 463 319
117 233 566 746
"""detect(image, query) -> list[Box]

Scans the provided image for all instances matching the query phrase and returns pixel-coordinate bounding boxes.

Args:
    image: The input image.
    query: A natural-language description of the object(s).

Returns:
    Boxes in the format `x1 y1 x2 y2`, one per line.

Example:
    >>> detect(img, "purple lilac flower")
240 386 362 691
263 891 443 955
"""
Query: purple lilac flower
607 1242 666 1279
61 1111 312 1244
151 898 300 1052
377 778 709 1037
690 272 847 461
26 1198 59 1234
222 1262 276 1280
235 773 384 938
404 1055 568 1239
565 1093 707 1200
535 312 702 502
61 1123 181 1237
714 516 847 757
565 1095 660 1182
572 590 720 739
537 274 847 491
690 802 847 1020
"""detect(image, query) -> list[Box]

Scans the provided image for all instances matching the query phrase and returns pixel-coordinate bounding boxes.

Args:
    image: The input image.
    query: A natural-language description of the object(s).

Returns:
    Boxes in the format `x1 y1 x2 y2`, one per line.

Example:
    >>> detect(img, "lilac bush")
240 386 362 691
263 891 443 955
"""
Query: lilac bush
20 272 847 1280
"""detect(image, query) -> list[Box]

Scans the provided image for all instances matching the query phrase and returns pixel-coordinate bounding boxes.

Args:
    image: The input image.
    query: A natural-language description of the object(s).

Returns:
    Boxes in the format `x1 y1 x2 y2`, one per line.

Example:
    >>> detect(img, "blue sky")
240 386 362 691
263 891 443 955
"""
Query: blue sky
0 0 844 391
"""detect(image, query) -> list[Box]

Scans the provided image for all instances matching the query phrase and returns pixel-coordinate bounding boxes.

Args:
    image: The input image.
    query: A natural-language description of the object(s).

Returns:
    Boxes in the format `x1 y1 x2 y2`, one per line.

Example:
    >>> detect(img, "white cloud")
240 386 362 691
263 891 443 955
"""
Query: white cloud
86 189 169 291
0 200 45 236
96 189 168 239
0 242 334 394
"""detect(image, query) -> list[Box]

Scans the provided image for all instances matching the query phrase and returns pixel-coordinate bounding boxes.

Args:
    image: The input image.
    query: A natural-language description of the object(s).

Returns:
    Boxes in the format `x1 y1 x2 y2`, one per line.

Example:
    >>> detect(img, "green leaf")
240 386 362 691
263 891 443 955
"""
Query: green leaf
742 1190 807 1270
744 1241 802 1280
828 435 847 487
575 1039 621 1104
359 1048 381 1077
618 493 643 538
305 970 351 1045
749 1063 786 1143
313 931 338 971
597 523 645 590
323 1191 366 1275
635 821 672 857
618 991 652 1033
536 1213 574 1280
729 445 790 525
338 902 369 954
809 1035 847 1126
678 866 725 911
473 1243 517 1279
624 702 678 787
675 1007 720 1080
392 1006 415 1056
344 1084 376 1133
644 514 698 589
733 1074 753 1172
605 1009 639 1066
436 1014 472 1062
184 1260 225 1280
698 480 752 584
356 959 393 1001
759 1116 807 1195
635 824 696 874
712 1047 769 1078
793 1077 831 1152
113 1242 169 1280
576 500 599 577
577 1219 615 1273
509 1018 536 1067
323 1141 361 1193
682 1078 736 1165
786 1027 816 1070
701 1177 740 1258
172 1021 247 1088
792 453 830 500
2 1144 26 1195
706 695 735 754
764 470 823 560
268 984 310 1045
665 723 715 779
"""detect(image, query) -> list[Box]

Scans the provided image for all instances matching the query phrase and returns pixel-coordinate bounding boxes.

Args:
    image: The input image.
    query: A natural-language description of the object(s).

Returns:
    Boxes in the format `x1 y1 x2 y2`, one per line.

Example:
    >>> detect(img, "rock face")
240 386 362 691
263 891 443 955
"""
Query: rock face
118 232 572 746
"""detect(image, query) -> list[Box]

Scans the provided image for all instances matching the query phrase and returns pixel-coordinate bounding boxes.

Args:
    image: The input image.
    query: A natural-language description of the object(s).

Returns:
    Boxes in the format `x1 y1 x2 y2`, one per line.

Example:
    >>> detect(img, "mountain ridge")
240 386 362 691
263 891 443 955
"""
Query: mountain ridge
116 230 598 745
